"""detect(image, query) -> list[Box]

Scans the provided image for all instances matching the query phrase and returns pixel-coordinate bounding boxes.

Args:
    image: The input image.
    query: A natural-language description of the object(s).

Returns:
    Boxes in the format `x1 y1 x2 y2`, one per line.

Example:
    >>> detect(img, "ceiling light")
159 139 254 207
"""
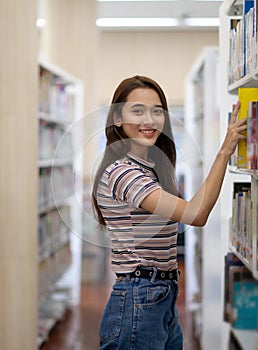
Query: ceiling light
96 17 180 27
98 0 177 1
184 17 220 26
37 0 46 28
36 18 46 28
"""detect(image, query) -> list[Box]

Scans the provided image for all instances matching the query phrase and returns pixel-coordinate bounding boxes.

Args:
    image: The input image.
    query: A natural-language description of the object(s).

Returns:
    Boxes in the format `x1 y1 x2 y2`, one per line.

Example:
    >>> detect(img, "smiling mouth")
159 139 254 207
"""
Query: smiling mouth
139 129 156 134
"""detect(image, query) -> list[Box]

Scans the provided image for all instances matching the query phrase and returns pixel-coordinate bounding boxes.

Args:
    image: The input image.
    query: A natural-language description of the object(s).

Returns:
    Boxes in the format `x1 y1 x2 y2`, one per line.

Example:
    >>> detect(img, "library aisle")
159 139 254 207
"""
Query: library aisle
40 256 200 350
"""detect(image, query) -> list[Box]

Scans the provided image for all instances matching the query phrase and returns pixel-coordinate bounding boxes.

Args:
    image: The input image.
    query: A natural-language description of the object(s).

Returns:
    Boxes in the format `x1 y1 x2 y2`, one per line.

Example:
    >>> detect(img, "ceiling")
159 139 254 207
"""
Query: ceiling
96 0 224 30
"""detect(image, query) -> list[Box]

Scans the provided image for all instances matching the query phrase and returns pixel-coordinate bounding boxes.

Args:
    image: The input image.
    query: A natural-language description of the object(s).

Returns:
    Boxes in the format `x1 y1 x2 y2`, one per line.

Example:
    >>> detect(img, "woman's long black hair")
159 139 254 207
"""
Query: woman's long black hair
92 75 178 226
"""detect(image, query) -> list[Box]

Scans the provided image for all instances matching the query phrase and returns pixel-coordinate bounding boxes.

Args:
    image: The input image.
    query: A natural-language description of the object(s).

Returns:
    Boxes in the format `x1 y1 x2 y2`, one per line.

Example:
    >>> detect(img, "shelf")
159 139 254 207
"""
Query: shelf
37 317 56 347
229 166 258 179
38 289 71 348
188 301 202 312
228 74 258 95
38 196 73 215
229 244 252 272
38 236 70 264
223 0 243 16
38 158 74 168
39 112 73 126
231 329 258 350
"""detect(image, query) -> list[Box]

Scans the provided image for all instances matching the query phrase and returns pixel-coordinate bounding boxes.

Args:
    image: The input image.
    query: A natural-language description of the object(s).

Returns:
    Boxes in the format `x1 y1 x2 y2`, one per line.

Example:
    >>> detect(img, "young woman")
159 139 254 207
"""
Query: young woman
92 75 245 349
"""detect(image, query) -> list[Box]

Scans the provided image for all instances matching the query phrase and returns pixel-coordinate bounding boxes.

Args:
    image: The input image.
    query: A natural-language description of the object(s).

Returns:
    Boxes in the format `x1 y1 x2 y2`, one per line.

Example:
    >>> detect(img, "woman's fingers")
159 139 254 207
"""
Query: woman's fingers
229 117 246 132
230 100 240 122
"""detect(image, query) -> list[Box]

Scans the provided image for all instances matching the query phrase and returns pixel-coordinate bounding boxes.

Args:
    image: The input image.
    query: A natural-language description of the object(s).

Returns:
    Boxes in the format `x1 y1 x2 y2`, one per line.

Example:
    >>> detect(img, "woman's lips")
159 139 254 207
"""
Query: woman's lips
139 129 156 137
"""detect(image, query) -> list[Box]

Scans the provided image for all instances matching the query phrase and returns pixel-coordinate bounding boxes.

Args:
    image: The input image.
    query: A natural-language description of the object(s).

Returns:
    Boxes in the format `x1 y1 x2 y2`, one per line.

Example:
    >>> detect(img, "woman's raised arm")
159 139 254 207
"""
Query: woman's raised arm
141 101 247 226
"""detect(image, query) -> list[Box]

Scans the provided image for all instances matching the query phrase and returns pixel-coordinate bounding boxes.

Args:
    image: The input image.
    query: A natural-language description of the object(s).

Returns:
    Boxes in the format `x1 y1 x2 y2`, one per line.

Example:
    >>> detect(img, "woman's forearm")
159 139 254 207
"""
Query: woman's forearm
183 101 246 226
184 150 229 226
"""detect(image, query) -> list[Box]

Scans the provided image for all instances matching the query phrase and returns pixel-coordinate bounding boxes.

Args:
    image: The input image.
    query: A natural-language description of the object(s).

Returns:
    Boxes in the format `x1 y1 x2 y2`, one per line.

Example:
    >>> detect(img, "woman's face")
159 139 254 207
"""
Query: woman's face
118 88 165 158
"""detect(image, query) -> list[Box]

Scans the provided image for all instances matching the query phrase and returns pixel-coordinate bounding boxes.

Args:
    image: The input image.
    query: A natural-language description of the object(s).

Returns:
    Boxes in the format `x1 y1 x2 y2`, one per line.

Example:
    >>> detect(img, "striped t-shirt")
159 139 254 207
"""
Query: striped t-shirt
97 153 178 273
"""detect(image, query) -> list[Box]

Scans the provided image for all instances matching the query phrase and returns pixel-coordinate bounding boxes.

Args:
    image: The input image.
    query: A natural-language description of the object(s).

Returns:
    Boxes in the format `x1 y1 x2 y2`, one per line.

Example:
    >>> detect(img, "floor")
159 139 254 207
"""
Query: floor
41 256 201 350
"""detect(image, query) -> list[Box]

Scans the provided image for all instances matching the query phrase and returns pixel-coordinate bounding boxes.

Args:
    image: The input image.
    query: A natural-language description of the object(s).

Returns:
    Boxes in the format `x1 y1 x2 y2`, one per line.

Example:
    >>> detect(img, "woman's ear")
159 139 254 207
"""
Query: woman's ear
114 113 122 127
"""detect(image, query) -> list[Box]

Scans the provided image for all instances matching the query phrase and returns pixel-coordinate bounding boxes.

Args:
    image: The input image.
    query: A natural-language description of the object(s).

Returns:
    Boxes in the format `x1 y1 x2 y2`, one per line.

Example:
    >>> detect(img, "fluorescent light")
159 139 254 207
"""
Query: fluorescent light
184 17 220 26
98 0 177 1
96 17 220 28
36 18 46 28
96 17 179 27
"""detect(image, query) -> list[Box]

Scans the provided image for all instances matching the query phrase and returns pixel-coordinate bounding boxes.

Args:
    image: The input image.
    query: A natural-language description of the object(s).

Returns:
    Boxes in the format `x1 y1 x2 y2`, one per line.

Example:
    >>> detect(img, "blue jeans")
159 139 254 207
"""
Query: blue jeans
99 269 183 349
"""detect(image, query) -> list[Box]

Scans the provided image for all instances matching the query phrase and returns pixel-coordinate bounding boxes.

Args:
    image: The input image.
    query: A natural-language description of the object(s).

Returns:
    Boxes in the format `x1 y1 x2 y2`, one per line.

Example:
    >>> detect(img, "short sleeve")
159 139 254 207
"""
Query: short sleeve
108 163 161 208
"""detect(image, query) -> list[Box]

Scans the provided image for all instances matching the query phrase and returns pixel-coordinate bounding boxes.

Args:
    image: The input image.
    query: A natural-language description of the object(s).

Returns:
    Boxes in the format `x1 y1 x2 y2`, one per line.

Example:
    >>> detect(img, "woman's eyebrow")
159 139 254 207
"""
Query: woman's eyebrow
129 103 144 108
129 103 163 108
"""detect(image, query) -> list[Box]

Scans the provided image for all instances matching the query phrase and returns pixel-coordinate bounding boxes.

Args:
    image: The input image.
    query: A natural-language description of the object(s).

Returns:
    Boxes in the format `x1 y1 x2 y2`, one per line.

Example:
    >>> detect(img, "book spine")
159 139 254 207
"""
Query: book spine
237 88 258 168
231 182 252 264
228 109 238 166
256 101 258 169
247 101 257 169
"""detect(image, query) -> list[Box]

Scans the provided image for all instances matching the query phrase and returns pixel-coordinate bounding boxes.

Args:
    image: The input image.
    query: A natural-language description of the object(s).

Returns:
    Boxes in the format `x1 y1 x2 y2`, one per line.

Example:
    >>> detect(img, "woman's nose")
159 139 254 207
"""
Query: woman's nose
142 110 155 125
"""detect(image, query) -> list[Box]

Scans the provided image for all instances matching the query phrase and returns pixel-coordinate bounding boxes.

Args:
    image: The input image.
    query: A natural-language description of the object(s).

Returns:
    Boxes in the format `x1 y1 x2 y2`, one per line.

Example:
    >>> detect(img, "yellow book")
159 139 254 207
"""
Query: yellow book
237 88 258 168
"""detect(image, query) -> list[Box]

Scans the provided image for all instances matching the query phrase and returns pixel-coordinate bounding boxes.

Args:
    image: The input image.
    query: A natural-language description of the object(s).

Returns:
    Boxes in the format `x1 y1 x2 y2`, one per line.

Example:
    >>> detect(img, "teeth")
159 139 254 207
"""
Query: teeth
140 129 155 134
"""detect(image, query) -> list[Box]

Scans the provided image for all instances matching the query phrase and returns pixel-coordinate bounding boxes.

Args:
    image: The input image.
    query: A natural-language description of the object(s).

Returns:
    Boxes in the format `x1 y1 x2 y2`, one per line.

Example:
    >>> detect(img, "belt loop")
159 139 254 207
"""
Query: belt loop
150 267 157 283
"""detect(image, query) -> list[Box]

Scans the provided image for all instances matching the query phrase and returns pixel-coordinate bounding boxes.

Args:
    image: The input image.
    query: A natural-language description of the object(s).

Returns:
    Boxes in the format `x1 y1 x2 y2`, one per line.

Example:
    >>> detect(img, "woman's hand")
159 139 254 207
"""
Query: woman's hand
220 101 247 157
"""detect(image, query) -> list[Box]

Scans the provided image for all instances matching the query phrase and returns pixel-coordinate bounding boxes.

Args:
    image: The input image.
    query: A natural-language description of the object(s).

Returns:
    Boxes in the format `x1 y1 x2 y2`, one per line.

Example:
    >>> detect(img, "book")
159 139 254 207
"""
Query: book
237 87 258 168
228 265 258 330
257 101 258 169
224 253 244 322
247 101 257 169
229 18 241 85
256 179 258 272
231 182 252 260
39 66 75 120
243 1 255 76
232 281 258 329
228 109 238 166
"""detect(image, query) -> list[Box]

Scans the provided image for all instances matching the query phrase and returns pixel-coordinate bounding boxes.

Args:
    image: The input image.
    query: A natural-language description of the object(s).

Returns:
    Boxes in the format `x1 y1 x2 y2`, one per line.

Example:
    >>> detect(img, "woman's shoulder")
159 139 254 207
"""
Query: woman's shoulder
106 156 143 176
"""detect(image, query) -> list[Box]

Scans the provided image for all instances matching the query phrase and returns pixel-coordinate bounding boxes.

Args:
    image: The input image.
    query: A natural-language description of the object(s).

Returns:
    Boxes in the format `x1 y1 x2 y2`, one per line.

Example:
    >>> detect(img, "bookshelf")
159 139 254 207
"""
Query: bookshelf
170 105 186 255
184 46 221 349
219 1 258 349
80 183 111 284
37 59 84 347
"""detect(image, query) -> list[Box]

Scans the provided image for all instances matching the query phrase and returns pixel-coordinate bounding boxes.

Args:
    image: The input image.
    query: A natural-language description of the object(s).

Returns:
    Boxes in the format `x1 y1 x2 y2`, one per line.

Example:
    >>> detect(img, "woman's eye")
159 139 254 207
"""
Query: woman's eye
132 109 143 115
153 108 163 115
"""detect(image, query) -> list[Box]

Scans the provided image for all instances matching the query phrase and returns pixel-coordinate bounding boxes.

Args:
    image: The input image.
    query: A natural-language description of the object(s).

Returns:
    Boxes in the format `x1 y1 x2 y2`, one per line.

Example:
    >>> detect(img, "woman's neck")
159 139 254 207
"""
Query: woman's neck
129 145 148 161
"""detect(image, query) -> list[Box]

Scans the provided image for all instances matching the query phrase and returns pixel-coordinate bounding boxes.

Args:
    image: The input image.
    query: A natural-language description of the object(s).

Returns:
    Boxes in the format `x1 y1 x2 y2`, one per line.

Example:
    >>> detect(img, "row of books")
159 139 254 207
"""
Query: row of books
229 18 245 85
229 87 258 170
230 182 253 264
38 243 72 296
224 252 258 331
38 165 74 209
39 67 76 120
39 120 73 161
228 2 257 85
38 206 71 262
